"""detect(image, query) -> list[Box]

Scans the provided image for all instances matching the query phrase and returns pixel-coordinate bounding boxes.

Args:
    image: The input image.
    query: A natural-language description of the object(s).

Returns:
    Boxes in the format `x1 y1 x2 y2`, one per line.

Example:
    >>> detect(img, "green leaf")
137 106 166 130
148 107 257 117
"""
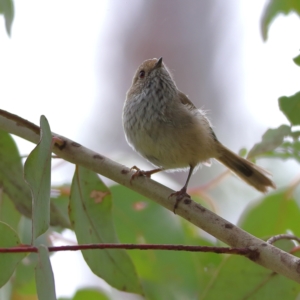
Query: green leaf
247 125 291 158
13 219 51 297
18 216 53 249
264 140 300 163
238 147 247 157
0 193 21 231
0 222 26 288
35 245 56 300
0 130 32 218
58 289 109 300
69 166 142 295
0 0 14 36
0 281 12 300
0 130 71 229
248 126 300 163
13 258 36 296
279 92 300 125
239 191 300 238
111 185 221 299
50 185 71 228
293 54 300 66
202 256 300 299
24 115 52 240
261 0 300 40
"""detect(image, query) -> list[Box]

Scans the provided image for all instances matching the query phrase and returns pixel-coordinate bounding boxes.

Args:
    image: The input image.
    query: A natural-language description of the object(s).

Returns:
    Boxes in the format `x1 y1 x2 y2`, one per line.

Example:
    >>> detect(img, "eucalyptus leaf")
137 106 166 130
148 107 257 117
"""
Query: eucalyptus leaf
239 191 300 237
35 245 56 300
24 116 52 240
202 256 300 299
0 130 70 229
69 166 142 295
0 222 26 288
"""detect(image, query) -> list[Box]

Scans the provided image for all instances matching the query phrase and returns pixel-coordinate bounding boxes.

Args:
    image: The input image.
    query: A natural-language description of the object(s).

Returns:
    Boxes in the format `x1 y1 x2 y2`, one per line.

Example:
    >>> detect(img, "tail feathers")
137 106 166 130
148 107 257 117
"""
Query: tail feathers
216 144 276 192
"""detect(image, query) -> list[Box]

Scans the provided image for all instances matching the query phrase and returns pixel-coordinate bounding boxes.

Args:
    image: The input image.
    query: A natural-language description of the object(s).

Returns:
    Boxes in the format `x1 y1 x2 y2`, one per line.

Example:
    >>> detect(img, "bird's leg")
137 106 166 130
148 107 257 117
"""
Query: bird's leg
170 166 194 213
130 166 164 184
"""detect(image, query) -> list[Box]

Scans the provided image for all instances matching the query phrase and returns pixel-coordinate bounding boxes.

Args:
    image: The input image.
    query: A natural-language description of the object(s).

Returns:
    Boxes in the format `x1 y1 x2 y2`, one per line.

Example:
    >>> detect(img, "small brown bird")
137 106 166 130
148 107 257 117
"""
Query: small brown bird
122 57 275 211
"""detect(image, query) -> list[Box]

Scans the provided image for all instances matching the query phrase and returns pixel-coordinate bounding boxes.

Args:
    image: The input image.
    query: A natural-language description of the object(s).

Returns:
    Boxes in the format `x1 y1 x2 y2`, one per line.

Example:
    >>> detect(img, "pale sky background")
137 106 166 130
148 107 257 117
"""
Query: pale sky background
0 0 300 298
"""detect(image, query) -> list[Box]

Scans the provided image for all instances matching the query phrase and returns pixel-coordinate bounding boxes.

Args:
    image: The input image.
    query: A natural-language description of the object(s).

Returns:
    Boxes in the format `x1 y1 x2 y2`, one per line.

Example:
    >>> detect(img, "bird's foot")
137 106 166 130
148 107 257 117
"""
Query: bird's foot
129 166 162 184
169 187 191 214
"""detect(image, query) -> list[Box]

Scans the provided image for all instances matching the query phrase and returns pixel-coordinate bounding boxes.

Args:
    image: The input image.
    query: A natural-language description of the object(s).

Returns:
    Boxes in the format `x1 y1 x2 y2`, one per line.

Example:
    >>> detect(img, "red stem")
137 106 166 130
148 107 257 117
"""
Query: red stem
0 243 254 255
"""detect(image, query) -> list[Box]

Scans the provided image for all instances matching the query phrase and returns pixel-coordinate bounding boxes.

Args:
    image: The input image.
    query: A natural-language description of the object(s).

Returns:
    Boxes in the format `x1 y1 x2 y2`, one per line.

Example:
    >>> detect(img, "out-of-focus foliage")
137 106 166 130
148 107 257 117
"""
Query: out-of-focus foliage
201 255 300 300
261 0 300 40
247 125 291 158
279 92 300 126
239 191 300 238
293 54 300 66
59 288 109 300
247 124 300 163
0 0 14 36
247 47 300 162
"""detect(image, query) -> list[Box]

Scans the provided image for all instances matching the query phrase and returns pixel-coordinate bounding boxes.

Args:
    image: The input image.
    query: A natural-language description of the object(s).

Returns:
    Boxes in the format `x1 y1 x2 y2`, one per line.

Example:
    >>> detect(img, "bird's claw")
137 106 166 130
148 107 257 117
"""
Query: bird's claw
129 166 152 184
169 188 190 214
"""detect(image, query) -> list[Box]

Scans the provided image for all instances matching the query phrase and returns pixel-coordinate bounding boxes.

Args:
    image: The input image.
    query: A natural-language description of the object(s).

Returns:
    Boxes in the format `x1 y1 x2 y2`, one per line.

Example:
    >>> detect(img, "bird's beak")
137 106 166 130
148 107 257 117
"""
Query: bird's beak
155 57 163 68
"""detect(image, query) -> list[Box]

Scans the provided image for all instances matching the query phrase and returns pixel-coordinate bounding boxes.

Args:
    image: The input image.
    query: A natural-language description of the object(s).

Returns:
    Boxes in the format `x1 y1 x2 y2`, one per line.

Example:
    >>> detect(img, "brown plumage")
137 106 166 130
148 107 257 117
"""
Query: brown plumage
123 57 275 211
215 143 275 192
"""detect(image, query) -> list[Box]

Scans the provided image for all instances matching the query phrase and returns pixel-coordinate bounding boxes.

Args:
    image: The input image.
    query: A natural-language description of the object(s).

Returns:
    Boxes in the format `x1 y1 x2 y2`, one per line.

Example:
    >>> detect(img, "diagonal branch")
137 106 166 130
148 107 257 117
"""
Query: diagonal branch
0 109 299 283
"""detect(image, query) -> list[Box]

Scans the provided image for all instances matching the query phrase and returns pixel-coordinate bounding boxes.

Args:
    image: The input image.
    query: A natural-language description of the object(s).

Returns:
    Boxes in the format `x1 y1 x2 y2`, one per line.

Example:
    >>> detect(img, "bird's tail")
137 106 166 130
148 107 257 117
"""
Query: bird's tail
216 143 276 192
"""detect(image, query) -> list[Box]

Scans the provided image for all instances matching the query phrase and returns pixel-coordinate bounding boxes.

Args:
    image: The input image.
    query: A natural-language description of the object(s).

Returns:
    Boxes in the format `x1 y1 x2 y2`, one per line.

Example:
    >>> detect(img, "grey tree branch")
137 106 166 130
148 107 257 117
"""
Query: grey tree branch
0 109 299 283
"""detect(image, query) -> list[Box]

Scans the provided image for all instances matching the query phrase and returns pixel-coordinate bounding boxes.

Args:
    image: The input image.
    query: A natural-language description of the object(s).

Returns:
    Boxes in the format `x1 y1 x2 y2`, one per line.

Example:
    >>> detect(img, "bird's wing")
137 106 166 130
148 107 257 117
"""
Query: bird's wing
178 91 197 110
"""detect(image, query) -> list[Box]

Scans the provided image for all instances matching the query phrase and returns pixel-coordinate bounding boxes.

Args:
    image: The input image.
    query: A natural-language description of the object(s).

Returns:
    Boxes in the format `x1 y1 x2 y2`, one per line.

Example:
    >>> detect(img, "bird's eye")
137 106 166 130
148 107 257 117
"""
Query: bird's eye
139 70 145 79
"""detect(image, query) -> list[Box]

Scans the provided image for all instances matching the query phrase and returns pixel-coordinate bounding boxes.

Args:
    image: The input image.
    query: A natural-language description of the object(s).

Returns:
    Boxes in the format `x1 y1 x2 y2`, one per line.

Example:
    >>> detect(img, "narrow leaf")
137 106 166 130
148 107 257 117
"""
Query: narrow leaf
0 222 26 288
0 130 70 228
69 166 142 295
0 130 32 218
35 245 56 300
24 115 52 240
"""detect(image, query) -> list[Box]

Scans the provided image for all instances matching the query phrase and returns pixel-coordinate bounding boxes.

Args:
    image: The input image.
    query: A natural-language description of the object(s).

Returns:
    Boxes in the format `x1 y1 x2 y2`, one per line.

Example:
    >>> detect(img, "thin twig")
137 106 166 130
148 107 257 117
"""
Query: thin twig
284 174 300 199
200 169 231 191
0 243 255 256
267 234 300 245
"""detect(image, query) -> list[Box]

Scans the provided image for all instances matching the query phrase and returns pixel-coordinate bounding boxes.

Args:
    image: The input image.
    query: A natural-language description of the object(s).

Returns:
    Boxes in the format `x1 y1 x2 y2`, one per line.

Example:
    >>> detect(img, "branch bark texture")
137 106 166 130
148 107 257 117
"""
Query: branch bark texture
0 109 299 283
